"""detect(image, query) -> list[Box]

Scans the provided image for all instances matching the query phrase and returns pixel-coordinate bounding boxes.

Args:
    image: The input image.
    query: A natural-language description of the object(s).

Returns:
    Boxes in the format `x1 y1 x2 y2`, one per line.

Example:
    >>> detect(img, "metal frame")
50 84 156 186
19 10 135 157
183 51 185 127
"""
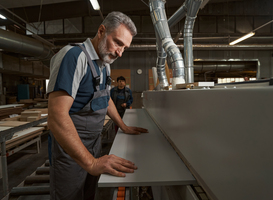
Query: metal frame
0 117 47 196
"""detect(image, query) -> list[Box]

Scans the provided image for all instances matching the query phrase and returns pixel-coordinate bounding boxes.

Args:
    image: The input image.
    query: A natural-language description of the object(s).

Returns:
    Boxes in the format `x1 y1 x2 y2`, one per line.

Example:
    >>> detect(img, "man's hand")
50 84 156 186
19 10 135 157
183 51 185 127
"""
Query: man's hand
121 126 149 135
89 154 137 177
121 103 127 108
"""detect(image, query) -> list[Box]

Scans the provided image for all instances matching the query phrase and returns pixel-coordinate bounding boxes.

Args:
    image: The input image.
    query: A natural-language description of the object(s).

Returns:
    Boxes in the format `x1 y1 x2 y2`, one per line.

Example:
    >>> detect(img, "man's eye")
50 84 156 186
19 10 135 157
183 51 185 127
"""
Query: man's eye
115 41 122 46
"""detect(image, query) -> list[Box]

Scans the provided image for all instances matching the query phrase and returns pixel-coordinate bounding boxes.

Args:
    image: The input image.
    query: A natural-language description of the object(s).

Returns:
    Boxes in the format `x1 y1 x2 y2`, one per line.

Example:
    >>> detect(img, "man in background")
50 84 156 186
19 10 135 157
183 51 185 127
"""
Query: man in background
110 76 133 118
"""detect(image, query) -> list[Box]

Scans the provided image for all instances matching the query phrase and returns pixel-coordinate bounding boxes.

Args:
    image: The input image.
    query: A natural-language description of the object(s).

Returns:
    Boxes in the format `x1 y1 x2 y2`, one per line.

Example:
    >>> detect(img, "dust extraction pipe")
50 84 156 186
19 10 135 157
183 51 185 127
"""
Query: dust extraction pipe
149 0 186 90
184 0 202 83
168 0 190 28
152 0 189 89
155 30 169 89
0 29 53 60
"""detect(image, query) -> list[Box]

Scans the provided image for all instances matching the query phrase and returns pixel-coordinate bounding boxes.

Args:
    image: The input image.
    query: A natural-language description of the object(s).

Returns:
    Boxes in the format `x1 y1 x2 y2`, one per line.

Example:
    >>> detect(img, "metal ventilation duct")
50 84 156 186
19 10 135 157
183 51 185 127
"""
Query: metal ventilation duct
149 0 186 90
0 29 53 60
184 0 202 83
194 61 257 73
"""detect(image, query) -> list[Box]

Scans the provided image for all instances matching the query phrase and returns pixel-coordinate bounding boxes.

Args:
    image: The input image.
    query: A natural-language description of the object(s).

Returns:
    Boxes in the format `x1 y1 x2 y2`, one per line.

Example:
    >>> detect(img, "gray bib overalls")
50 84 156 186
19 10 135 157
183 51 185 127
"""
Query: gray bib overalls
49 43 111 200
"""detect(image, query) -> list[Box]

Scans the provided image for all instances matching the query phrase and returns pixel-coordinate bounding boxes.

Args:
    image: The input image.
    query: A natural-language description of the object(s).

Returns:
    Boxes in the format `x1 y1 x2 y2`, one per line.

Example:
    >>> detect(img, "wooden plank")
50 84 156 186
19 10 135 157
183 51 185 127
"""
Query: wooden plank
18 99 37 104
28 108 48 114
6 127 44 145
6 131 42 150
0 107 23 119
0 104 24 109
36 122 49 130
1 115 21 121
0 121 29 127
21 111 42 116
20 111 42 121
0 127 12 131
27 116 40 122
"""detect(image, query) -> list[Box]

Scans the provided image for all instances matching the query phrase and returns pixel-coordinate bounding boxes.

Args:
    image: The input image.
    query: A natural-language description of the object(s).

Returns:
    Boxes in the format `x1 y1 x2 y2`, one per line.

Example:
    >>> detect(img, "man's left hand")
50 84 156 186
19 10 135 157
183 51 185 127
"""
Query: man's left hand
121 126 149 135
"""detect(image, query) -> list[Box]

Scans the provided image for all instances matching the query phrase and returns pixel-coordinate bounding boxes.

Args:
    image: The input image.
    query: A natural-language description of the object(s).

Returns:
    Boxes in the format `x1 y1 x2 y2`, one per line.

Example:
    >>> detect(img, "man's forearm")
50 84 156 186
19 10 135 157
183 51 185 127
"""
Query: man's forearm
48 113 95 170
107 98 126 130
48 91 95 173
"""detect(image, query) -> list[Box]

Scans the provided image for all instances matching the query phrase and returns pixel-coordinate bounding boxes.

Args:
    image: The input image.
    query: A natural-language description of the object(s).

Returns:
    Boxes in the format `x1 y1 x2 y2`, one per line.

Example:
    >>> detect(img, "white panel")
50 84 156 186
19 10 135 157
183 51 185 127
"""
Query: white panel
98 109 196 187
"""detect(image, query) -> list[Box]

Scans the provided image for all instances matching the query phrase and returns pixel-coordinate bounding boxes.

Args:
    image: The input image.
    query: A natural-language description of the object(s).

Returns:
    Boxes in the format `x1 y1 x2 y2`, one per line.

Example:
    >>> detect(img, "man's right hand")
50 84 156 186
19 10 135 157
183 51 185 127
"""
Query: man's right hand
89 154 137 177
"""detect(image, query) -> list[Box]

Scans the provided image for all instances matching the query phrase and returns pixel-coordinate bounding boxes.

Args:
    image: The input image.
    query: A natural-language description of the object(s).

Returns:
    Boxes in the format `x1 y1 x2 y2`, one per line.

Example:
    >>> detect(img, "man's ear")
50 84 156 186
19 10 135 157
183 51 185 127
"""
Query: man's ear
97 25 106 39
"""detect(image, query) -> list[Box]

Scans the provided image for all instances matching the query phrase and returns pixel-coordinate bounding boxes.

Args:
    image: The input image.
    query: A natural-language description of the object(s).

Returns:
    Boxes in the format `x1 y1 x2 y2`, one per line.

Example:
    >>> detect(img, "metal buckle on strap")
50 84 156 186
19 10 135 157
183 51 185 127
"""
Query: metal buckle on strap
106 76 112 86
94 76 100 86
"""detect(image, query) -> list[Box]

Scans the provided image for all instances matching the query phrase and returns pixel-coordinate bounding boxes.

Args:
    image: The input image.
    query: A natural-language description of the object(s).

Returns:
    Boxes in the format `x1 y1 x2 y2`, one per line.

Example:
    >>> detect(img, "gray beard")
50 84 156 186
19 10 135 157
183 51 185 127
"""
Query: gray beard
98 35 118 64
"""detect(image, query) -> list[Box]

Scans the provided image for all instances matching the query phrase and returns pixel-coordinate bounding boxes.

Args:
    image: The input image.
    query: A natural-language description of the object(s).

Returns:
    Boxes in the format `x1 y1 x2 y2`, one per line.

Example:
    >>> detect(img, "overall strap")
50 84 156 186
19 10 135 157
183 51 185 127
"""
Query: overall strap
105 66 112 89
70 43 100 91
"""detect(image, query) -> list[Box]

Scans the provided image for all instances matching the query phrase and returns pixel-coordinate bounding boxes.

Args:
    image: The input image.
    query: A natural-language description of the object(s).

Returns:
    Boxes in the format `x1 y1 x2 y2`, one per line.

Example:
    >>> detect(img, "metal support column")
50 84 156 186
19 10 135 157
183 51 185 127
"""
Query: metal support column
1 140 8 196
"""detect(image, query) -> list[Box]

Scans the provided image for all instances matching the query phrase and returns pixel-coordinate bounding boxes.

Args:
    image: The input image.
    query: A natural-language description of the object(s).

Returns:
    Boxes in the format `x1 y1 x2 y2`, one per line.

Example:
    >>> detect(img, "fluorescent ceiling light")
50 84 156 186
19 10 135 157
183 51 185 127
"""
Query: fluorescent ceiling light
229 32 255 45
0 14 6 20
90 0 100 10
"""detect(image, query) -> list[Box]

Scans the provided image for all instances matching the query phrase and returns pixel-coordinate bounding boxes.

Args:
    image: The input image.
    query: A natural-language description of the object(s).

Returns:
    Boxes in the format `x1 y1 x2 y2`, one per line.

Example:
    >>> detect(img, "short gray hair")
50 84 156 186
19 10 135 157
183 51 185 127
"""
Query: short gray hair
101 11 137 37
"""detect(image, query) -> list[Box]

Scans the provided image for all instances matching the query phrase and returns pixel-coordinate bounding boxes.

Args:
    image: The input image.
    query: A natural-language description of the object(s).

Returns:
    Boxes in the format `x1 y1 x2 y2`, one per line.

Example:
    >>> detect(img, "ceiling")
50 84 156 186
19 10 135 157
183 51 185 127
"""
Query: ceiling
0 0 272 59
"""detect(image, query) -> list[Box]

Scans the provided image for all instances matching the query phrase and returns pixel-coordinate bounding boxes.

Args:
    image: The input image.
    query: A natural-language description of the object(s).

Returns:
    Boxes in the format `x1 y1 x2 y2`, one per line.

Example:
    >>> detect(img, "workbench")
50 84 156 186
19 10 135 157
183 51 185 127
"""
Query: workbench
98 109 196 187
0 118 47 197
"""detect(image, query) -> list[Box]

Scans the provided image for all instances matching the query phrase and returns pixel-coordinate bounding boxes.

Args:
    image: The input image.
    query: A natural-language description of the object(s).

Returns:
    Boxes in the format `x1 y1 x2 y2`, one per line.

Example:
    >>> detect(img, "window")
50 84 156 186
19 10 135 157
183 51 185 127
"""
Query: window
218 77 256 83
26 22 44 35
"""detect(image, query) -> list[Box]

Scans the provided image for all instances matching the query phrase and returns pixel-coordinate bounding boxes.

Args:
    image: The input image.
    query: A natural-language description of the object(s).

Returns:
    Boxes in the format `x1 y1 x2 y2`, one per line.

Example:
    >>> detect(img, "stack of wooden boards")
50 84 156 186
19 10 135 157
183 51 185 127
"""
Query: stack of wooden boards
34 98 48 108
1 108 48 121
18 98 48 108
0 121 28 127
0 104 24 120
0 108 49 148
20 111 42 122
1 108 49 130
0 127 45 152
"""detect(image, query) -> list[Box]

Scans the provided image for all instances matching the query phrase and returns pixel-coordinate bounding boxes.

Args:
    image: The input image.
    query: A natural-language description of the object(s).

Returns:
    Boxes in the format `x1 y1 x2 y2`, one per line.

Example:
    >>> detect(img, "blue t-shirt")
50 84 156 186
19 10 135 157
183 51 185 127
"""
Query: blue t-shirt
47 39 109 114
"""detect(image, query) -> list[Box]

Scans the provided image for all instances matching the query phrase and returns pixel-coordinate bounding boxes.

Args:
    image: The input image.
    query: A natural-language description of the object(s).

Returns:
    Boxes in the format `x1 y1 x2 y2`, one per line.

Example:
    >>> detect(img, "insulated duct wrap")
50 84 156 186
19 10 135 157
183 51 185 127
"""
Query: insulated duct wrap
149 0 185 89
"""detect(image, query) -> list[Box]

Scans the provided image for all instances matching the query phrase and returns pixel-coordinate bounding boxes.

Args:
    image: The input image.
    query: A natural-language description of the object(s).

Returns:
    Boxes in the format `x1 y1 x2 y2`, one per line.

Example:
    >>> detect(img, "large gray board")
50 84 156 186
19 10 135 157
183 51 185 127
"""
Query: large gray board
143 86 273 200
98 109 196 187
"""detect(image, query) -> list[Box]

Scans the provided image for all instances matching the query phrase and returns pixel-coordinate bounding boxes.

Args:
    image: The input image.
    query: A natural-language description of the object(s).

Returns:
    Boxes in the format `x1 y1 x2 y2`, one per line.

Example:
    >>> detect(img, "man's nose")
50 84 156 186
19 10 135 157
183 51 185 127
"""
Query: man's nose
116 47 124 57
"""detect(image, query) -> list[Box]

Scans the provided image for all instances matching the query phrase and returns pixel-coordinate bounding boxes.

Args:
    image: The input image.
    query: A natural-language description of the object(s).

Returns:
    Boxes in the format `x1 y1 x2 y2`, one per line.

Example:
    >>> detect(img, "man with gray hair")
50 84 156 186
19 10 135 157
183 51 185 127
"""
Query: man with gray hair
47 11 148 200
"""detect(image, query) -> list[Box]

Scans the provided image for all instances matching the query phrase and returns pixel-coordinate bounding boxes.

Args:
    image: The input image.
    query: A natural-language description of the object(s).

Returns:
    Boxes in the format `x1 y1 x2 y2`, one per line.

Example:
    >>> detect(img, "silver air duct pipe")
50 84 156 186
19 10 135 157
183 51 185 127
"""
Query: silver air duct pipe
155 31 169 88
149 0 185 90
184 0 202 83
0 29 53 60
168 0 190 28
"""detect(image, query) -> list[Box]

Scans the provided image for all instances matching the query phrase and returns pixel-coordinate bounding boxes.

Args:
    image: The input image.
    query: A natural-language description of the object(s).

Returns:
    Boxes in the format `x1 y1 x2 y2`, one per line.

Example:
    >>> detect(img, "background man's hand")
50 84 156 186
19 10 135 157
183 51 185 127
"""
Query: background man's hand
121 103 127 108
121 126 149 135
89 154 137 177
